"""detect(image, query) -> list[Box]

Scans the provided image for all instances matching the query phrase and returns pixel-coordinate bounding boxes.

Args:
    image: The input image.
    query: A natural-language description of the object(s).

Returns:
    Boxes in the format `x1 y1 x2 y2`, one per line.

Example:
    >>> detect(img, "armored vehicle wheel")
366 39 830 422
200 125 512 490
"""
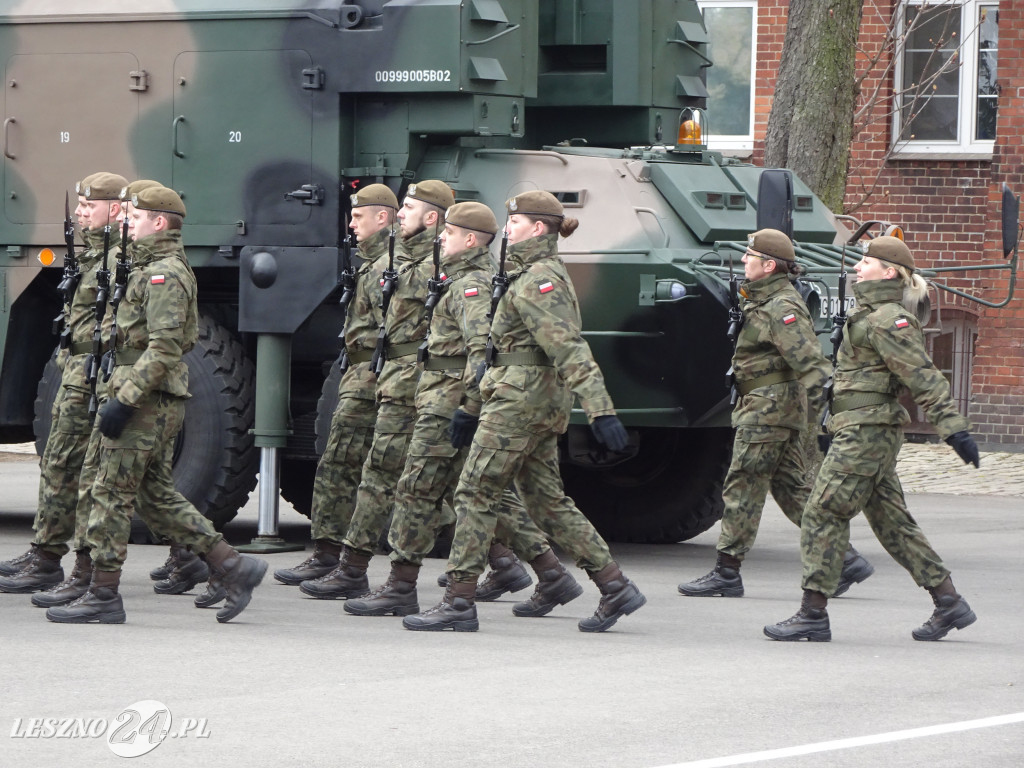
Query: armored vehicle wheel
561 426 732 544
32 315 259 541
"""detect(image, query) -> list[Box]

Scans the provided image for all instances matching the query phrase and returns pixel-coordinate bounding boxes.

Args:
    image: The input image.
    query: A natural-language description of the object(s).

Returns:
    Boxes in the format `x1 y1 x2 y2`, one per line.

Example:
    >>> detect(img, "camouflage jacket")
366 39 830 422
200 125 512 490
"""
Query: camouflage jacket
732 272 829 431
107 229 198 406
414 245 493 418
829 278 968 437
480 233 615 434
57 226 121 393
341 228 389 402
376 227 433 406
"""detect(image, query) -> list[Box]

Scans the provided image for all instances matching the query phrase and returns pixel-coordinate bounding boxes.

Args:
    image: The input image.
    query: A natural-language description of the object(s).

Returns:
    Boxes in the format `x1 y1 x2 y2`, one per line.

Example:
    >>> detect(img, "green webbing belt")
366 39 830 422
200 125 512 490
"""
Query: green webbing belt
112 347 145 366
491 350 553 367
736 369 798 396
831 392 897 413
386 340 424 360
347 348 373 364
69 342 93 356
423 355 467 372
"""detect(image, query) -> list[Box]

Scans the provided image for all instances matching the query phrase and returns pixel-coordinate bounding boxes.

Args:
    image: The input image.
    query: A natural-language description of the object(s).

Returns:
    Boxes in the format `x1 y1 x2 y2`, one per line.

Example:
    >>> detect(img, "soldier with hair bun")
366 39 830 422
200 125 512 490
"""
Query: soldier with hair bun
765 236 980 642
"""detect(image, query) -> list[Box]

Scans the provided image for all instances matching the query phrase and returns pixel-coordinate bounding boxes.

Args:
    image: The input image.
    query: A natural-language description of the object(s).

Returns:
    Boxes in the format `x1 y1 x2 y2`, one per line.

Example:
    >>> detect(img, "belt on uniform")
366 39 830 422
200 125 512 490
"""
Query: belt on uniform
491 350 553 367
423 355 467 372
735 369 797 396
69 342 93 356
347 348 373 364
386 340 425 360
112 347 145 366
831 392 897 413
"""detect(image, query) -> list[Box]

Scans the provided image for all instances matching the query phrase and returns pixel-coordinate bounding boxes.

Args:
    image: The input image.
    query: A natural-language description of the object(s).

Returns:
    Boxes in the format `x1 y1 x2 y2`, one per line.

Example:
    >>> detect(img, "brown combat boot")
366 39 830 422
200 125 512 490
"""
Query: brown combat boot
764 590 831 641
149 543 183 581
678 552 743 597
298 545 370 599
32 550 92 608
344 562 420 616
193 570 227 608
833 547 875 597
0 547 64 593
204 540 268 623
0 546 37 576
45 569 126 624
476 542 533 601
512 549 584 617
578 562 646 632
913 576 977 641
154 547 210 595
273 539 342 585
402 578 478 632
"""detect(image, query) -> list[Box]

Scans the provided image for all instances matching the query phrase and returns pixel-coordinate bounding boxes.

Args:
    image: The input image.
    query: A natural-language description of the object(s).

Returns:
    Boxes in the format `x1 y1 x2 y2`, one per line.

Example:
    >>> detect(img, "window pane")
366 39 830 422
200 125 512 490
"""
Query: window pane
900 94 959 141
976 5 998 140
902 4 962 142
702 6 753 137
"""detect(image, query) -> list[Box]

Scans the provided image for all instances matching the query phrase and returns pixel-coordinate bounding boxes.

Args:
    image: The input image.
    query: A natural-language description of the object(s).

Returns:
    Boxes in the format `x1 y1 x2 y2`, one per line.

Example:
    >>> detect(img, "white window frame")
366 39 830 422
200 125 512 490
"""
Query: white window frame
892 0 998 157
697 0 757 153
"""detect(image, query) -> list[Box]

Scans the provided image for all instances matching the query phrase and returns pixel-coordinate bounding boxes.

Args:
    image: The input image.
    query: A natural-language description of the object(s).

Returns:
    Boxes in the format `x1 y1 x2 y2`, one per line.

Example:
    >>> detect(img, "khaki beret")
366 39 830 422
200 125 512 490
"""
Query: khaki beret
445 202 498 237
76 172 129 201
406 180 455 211
350 183 398 210
746 228 795 262
506 190 564 218
132 186 186 219
120 179 162 202
865 236 915 271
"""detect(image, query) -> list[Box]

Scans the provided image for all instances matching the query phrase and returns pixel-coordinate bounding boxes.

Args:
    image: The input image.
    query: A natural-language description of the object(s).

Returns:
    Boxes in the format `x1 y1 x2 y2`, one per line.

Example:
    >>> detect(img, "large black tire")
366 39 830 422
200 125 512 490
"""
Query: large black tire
32 315 259 540
561 426 732 544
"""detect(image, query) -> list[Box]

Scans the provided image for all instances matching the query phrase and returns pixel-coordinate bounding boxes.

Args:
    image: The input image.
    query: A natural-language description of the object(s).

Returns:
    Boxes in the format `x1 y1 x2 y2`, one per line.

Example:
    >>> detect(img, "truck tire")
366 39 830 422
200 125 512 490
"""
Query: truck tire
32 315 259 540
561 426 731 544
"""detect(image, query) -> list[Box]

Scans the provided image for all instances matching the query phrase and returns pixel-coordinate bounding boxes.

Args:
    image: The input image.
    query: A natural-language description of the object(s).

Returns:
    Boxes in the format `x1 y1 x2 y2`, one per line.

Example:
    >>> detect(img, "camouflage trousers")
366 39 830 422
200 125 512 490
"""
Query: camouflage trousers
801 423 949 596
388 413 550 566
32 384 93 556
447 423 613 581
717 424 809 559
310 395 377 543
342 402 418 555
84 392 220 571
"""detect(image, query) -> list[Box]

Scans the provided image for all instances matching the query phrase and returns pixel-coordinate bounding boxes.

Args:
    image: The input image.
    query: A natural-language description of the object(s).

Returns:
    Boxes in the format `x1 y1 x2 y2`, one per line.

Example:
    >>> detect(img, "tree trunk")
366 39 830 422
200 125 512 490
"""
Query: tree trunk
763 0 864 213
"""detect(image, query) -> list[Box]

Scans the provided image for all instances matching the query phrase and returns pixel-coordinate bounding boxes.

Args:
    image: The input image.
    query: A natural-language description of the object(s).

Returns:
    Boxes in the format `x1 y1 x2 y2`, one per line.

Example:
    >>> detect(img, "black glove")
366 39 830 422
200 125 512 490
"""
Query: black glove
590 415 629 453
474 362 487 387
98 398 135 439
817 433 832 454
449 408 479 449
945 430 980 468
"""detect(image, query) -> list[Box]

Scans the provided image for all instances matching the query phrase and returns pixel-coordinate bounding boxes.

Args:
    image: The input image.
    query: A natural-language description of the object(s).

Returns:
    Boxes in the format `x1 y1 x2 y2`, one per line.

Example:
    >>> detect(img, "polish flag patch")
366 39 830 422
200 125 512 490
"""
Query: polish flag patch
782 313 796 325
538 281 554 294
464 287 479 297
151 275 165 285
894 317 910 330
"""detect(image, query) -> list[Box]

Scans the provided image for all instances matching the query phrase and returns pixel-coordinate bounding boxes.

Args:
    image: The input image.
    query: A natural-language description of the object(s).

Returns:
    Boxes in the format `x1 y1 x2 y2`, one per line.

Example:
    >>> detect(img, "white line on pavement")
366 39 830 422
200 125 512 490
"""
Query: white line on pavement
651 712 1024 768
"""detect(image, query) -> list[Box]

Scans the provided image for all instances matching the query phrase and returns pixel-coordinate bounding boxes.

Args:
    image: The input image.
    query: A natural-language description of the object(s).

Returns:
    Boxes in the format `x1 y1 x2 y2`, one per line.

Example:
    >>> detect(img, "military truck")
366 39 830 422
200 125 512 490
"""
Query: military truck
0 0 874 542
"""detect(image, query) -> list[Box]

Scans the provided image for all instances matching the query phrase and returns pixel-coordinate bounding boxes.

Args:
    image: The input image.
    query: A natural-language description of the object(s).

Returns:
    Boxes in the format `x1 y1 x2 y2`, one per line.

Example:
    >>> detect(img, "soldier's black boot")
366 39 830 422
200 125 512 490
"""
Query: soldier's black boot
149 543 182 581
194 570 226 608
833 547 875 597
0 546 36 576
677 552 743 597
45 569 126 624
512 549 584 617
298 546 370 599
0 547 64 593
344 562 420 616
764 590 831 641
153 548 210 595
32 550 92 608
578 562 646 632
204 540 268 623
913 576 977 641
273 539 342 586
402 579 478 632
476 543 533 601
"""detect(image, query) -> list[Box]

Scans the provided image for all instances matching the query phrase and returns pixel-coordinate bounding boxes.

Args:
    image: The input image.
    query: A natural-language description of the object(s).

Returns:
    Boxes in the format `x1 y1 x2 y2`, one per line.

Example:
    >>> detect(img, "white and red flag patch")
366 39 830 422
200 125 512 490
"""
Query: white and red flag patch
894 317 910 330
151 275 165 285
464 287 479 297
782 313 796 325
538 281 554 294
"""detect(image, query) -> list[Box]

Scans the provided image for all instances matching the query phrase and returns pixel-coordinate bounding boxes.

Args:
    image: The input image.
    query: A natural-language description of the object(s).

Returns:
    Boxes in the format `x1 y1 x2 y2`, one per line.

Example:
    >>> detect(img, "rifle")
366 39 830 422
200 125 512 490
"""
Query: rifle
102 215 132 382
369 217 398 377
52 192 82 347
332 230 356 374
483 216 511 366
417 219 445 364
820 244 849 431
85 224 112 418
724 256 744 405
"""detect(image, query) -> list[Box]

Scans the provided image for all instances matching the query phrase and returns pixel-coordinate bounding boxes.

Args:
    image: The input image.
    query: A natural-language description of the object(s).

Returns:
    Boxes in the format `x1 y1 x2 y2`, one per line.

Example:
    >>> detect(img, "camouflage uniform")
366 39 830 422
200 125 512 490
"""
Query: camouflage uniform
83 229 220 570
387 244 549 566
717 272 828 558
447 232 616 580
800 278 969 596
309 227 390 544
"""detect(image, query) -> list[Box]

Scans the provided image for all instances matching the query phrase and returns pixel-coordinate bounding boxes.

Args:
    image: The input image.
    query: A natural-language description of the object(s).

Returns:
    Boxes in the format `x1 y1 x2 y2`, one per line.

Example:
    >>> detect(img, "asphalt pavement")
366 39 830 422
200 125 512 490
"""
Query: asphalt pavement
0 444 1021 768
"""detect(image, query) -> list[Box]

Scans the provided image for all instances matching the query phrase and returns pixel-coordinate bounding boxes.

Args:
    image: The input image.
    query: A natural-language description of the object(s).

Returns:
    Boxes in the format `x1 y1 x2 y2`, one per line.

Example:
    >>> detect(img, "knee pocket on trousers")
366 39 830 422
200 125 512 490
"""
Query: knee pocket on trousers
814 471 875 518
367 431 411 474
464 431 530 484
95 448 149 493
324 425 373 465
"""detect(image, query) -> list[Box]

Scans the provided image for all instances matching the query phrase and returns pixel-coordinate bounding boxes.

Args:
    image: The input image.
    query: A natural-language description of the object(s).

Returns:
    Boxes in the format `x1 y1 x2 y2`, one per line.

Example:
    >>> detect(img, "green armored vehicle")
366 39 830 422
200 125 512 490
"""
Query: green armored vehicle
0 0 851 543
